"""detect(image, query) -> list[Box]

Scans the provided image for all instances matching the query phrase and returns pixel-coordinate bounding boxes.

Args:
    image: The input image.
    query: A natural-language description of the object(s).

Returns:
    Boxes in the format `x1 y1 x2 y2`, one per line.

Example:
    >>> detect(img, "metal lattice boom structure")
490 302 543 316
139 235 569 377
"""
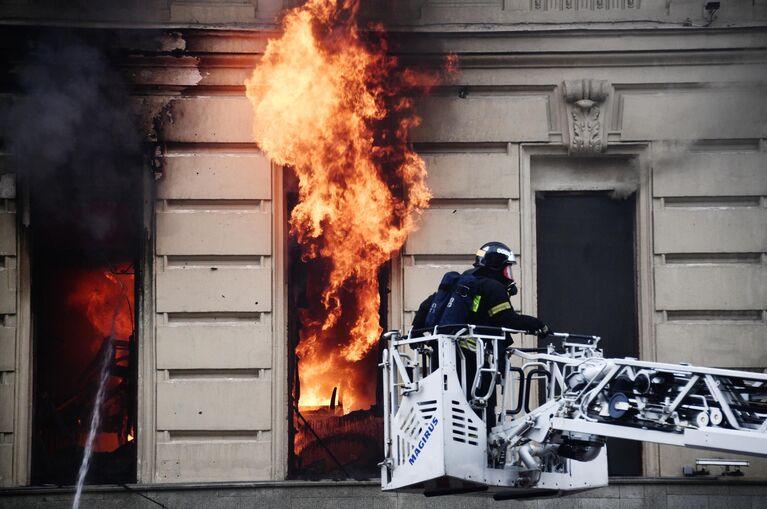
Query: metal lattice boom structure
380 326 767 499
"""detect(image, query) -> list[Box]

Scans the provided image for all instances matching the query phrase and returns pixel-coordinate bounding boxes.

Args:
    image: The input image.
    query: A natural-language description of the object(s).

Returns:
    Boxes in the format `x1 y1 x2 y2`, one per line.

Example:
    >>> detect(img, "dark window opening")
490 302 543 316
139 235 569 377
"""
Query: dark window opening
284 167 385 480
0 32 149 486
29 159 142 486
536 191 641 476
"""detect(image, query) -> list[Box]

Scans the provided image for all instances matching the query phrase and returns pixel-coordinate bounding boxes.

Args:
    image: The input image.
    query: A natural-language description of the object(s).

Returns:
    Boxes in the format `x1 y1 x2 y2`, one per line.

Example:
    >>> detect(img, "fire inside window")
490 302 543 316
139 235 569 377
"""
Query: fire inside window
284 168 385 479
5 37 145 486
243 0 436 481
29 168 142 485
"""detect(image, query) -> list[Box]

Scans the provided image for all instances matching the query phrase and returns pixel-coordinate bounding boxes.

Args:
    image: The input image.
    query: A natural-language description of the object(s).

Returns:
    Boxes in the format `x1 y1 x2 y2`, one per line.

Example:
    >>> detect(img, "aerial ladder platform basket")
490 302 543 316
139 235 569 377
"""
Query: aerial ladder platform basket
379 325 767 499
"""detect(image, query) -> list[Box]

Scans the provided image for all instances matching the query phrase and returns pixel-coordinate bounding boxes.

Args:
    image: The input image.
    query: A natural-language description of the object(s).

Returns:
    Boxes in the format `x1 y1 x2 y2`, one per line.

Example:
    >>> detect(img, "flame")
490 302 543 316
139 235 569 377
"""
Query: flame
67 267 134 342
246 0 451 413
46 266 135 453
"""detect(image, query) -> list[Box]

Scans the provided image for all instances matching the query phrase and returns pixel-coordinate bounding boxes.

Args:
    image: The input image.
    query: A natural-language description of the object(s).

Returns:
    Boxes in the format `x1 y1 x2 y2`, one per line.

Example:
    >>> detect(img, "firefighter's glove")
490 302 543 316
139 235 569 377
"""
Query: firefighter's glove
534 324 550 339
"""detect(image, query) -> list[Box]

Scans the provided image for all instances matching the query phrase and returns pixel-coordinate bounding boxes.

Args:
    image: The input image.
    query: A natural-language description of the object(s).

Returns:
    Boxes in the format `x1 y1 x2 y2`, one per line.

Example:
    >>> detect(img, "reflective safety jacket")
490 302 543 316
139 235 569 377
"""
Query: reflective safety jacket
411 267 545 333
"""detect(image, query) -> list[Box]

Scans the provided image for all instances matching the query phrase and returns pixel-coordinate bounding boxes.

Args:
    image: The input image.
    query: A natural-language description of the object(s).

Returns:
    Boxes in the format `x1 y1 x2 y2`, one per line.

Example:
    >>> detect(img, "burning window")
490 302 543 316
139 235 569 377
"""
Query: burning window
27 146 142 486
245 0 452 477
31 253 139 485
284 168 387 478
244 1 451 479
5 37 143 485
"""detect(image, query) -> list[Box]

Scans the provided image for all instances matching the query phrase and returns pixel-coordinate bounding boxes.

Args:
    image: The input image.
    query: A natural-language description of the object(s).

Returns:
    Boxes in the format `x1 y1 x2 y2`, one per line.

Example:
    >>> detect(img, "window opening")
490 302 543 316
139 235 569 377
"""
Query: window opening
284 167 385 479
12 38 144 485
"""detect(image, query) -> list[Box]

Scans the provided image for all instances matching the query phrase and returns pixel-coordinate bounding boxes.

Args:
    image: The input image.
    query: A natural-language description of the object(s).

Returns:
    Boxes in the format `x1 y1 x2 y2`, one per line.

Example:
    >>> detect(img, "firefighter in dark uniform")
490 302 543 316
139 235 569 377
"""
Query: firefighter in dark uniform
411 241 549 429
412 241 548 335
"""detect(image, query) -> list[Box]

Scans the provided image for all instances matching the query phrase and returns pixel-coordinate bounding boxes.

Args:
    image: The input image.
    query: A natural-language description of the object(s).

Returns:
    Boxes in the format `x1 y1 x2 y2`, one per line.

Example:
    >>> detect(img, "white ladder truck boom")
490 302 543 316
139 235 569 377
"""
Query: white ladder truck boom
379 325 767 500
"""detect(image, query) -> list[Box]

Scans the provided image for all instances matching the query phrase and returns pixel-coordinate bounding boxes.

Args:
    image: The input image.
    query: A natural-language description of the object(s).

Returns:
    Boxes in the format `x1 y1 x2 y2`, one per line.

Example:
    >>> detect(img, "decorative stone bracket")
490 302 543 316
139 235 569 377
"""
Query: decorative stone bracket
563 79 612 154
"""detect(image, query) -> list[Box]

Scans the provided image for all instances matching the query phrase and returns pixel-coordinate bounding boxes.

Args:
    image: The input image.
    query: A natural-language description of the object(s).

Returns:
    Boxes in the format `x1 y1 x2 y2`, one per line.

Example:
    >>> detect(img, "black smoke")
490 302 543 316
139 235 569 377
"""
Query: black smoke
4 35 143 251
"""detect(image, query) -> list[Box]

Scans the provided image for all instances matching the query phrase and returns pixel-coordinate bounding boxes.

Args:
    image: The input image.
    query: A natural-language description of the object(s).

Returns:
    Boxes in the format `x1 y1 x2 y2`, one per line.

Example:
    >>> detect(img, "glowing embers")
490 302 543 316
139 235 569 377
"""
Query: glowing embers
294 405 384 478
287 240 386 479
32 262 137 484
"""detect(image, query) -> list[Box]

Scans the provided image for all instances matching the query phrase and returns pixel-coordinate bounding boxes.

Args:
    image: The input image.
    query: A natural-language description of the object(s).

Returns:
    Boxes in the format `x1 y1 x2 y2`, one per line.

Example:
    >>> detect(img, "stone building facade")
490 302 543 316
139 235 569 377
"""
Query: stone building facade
0 0 765 498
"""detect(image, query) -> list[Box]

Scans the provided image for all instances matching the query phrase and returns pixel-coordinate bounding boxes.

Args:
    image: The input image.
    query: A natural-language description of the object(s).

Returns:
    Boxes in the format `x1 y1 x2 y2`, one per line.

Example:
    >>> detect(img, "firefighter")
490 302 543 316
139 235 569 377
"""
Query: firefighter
411 241 549 430
412 241 549 336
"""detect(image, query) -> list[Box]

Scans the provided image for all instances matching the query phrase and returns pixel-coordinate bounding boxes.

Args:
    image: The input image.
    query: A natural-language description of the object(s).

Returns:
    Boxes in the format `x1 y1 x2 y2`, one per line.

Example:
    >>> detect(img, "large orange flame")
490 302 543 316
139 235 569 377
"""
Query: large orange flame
246 0 448 413
67 268 134 342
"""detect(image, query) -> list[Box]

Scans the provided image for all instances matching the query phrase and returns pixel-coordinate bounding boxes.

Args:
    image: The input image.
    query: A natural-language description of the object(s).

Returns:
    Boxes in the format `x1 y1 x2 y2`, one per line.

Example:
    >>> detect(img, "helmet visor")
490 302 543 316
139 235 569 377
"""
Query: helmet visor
502 264 515 281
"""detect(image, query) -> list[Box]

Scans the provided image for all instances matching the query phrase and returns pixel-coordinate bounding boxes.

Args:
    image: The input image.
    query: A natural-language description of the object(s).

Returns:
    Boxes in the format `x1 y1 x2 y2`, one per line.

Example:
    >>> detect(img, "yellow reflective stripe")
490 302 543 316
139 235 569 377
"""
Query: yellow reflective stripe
471 295 481 313
489 302 511 316
458 338 477 350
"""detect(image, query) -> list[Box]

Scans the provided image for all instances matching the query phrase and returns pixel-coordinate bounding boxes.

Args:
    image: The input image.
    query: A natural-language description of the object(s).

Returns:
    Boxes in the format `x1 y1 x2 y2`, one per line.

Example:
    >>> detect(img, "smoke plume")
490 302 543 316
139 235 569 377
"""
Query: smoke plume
4 35 143 244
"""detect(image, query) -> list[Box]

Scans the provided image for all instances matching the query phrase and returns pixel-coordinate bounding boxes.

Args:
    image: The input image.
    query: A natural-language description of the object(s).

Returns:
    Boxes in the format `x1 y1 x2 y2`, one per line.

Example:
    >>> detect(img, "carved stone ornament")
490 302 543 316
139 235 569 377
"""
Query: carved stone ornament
563 79 612 154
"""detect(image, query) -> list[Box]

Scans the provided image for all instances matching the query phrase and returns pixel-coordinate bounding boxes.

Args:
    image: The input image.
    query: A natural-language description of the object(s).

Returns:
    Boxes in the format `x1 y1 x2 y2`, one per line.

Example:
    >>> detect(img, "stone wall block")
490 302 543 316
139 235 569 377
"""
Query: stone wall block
412 95 549 143
157 378 271 430
156 440 271 482
405 208 520 255
156 267 271 313
158 154 272 200
157 210 272 256
621 90 767 141
157 324 272 370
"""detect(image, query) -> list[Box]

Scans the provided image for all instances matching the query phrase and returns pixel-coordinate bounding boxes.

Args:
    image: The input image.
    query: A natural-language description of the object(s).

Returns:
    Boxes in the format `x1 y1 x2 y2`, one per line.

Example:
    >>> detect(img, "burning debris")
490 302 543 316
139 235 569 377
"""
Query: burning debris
245 0 452 476
33 263 138 485
71 267 133 508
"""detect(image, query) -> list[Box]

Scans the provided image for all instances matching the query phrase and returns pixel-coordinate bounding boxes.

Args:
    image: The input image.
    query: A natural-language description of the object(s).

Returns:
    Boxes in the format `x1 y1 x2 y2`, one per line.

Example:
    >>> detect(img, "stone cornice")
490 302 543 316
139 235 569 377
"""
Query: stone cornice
1 19 766 36
123 47 767 65
403 49 767 69
1 23 766 61
388 27 767 55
